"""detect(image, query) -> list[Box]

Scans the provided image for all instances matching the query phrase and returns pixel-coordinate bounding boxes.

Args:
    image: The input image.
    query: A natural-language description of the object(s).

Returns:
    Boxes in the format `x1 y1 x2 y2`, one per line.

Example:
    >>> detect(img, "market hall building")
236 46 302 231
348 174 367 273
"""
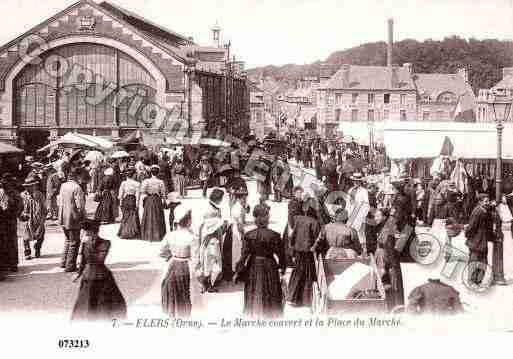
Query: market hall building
0 0 250 153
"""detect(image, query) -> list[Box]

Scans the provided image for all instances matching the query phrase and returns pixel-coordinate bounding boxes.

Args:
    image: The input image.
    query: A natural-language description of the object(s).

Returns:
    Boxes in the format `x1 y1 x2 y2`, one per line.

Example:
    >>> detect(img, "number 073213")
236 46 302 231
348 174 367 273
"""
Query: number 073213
57 339 90 349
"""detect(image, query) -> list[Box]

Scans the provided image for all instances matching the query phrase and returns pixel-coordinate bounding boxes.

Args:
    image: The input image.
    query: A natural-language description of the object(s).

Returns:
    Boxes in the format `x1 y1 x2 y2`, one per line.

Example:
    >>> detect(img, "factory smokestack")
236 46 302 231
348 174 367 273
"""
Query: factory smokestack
387 18 394 68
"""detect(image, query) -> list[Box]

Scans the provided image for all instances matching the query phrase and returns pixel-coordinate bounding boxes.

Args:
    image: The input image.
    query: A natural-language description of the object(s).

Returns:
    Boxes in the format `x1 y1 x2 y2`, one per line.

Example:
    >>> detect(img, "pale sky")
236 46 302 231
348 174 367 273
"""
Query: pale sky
0 0 512 69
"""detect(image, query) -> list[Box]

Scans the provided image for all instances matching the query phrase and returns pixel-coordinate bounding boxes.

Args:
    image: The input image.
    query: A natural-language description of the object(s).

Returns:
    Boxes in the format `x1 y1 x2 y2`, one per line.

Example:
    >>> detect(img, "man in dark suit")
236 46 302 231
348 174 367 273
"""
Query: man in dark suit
464 193 494 286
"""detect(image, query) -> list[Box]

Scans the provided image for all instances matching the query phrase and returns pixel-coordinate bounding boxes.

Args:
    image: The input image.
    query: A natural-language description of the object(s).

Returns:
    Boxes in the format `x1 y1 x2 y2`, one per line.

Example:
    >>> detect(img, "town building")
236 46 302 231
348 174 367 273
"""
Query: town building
476 67 513 123
0 0 249 152
249 82 265 139
414 67 475 122
315 19 476 137
317 63 417 137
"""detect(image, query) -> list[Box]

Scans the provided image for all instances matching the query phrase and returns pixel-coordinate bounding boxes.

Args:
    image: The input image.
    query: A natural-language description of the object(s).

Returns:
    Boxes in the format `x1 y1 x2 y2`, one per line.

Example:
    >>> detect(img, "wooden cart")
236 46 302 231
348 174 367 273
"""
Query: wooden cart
312 254 387 314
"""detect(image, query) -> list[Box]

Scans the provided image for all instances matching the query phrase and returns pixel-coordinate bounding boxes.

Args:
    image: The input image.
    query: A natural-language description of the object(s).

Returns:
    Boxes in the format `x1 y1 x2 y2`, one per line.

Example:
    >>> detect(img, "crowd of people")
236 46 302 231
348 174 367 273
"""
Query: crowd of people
3 131 501 319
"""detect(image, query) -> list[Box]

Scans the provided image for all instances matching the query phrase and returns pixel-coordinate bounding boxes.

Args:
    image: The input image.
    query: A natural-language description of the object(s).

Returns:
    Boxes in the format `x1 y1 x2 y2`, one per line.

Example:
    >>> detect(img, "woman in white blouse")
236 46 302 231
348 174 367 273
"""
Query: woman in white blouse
160 205 198 317
117 167 141 239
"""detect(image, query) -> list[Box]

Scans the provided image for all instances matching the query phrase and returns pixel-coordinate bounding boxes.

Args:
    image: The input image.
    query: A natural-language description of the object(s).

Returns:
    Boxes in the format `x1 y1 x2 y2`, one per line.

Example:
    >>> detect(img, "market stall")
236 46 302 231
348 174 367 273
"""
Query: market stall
0 142 24 173
37 132 114 153
383 121 513 178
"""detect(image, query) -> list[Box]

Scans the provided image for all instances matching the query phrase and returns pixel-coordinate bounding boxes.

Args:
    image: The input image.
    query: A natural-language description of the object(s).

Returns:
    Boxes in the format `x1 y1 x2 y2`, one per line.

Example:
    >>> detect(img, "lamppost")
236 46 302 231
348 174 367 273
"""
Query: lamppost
490 91 512 286
185 55 198 138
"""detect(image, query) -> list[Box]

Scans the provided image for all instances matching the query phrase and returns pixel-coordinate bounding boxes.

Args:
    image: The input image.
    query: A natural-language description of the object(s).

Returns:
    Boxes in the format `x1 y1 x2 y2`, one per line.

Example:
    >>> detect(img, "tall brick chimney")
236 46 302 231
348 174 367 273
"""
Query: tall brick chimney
387 18 394 68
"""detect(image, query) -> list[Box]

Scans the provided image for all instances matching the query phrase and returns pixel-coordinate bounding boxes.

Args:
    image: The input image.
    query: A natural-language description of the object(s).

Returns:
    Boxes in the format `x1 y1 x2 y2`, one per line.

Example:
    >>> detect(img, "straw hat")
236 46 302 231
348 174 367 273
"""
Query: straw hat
173 205 191 224
350 172 365 181
104 167 114 176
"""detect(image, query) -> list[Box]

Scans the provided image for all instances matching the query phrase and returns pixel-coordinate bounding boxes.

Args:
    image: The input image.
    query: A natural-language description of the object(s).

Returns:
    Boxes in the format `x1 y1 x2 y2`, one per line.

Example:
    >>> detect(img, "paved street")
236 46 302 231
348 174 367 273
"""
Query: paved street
1 174 513 331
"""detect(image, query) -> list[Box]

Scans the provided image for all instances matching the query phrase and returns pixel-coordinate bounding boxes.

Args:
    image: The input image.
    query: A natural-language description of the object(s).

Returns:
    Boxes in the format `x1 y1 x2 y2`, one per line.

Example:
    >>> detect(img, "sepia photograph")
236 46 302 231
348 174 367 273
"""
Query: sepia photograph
0 0 513 355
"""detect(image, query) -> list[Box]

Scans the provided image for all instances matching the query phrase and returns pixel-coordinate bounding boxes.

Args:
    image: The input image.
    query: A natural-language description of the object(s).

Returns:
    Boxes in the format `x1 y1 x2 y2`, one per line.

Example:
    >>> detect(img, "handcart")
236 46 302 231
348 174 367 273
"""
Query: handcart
312 254 387 314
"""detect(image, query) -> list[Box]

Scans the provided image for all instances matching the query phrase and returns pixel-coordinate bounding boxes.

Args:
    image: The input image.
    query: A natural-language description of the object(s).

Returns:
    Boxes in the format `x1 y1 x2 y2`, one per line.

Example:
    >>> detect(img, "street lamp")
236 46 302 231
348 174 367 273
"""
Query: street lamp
185 54 198 138
490 91 512 286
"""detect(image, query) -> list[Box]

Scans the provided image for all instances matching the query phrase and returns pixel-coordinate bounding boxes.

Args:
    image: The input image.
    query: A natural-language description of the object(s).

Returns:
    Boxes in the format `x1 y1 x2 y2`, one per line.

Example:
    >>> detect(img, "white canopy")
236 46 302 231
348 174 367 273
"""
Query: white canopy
338 122 385 146
383 121 513 160
37 132 114 152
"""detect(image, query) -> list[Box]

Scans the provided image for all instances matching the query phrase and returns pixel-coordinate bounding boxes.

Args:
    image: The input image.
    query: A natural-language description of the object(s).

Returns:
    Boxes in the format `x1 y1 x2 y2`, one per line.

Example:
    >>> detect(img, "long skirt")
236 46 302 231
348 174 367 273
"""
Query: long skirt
161 260 192 318
71 269 127 322
243 257 283 318
173 174 187 197
95 190 117 224
287 251 316 307
141 194 166 242
281 224 294 267
118 195 141 239
0 221 10 278
221 225 243 281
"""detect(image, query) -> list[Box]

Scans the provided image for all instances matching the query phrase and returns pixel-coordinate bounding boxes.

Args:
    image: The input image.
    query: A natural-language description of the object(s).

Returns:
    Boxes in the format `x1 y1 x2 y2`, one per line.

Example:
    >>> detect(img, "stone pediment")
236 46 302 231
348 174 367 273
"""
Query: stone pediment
0 0 186 92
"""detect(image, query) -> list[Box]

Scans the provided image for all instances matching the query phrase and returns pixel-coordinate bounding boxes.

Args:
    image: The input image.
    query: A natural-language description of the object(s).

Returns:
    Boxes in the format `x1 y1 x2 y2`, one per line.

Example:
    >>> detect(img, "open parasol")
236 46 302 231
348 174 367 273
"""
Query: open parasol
84 150 104 165
111 150 130 159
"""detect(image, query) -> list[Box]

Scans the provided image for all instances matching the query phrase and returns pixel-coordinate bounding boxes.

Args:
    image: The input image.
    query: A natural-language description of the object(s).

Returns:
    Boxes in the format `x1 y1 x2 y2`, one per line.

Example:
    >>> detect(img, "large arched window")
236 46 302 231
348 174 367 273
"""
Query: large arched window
14 43 156 128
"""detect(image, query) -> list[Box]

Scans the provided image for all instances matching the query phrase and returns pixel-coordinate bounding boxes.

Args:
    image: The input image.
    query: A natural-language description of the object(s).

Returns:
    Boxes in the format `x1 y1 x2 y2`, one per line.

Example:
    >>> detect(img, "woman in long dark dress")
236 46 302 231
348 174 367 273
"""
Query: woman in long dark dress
95 168 117 224
287 202 320 307
160 206 197 317
117 168 141 239
235 204 285 318
71 219 127 321
140 165 167 242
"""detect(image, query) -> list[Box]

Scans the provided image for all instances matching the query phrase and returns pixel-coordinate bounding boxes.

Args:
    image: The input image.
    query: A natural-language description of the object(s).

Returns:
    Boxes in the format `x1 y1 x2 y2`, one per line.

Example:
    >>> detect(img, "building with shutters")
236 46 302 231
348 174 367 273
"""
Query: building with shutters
476 67 513 123
0 0 250 152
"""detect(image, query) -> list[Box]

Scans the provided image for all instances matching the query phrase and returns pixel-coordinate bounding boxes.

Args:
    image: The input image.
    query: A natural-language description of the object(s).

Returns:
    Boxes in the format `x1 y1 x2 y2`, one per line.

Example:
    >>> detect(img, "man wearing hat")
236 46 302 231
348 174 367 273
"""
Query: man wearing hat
20 174 47 259
58 167 86 272
465 193 494 286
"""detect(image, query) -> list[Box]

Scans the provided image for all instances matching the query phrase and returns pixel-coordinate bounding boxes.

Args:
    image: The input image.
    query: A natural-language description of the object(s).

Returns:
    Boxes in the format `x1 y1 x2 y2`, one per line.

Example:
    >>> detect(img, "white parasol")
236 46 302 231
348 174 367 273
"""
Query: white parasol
84 150 104 165
111 150 130 159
